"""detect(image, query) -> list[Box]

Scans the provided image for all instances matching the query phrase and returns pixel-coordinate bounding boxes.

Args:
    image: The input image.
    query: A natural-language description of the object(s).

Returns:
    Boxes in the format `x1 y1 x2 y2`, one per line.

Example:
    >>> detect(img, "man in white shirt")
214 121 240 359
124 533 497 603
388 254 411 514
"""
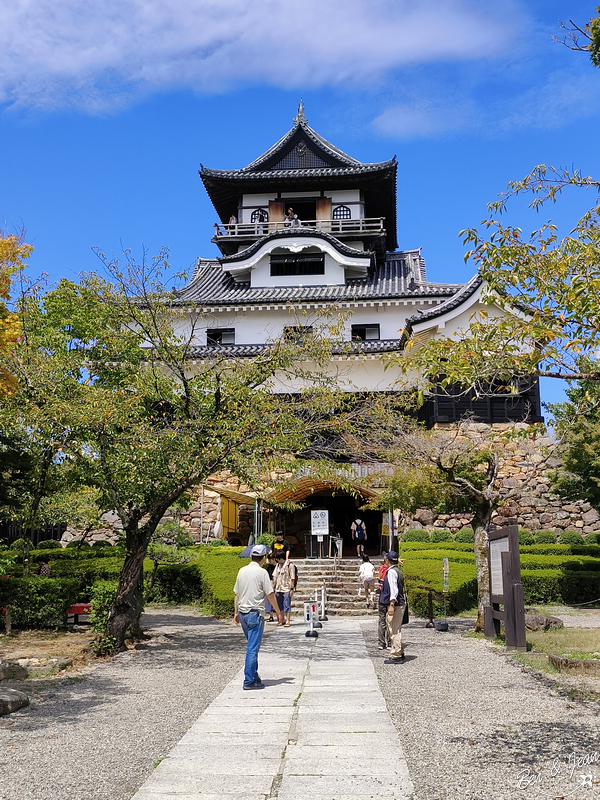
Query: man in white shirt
234 544 283 690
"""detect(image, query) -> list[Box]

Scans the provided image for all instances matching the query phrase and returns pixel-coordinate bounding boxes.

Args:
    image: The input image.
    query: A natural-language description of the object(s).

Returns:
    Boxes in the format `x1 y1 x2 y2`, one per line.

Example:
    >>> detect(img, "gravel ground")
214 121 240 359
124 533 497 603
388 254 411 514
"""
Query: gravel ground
362 617 600 800
0 610 251 800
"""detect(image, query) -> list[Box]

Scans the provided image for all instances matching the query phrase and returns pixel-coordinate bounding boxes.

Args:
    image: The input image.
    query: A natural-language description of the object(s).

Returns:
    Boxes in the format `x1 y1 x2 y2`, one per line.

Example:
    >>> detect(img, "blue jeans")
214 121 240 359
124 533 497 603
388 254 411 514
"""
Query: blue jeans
239 610 265 686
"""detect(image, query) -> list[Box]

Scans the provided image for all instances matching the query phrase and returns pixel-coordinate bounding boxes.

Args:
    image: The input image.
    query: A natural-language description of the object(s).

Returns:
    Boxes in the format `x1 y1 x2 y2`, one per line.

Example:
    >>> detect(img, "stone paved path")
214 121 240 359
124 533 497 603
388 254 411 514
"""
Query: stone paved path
131 618 414 800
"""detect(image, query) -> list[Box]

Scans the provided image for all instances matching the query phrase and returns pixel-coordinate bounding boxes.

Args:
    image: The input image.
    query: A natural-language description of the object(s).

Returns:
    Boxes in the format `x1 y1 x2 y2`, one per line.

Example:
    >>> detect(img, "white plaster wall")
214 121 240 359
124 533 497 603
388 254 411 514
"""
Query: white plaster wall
182 299 444 346
250 250 345 288
240 194 273 223
268 356 403 393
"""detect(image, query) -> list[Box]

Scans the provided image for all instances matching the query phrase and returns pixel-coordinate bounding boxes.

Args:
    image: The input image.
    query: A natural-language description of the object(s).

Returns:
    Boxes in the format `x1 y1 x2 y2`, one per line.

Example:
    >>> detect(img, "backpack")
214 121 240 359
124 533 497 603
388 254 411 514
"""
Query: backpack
354 520 365 538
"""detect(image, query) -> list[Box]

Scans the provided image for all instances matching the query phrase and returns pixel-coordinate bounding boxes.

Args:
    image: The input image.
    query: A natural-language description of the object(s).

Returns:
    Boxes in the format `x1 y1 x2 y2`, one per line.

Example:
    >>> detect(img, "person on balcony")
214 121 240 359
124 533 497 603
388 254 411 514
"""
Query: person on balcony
228 214 238 234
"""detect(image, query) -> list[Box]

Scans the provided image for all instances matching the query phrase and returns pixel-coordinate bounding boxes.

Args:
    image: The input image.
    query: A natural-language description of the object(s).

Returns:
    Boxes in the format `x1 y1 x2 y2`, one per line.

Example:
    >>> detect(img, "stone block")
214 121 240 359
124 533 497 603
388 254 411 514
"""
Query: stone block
582 509 600 524
415 508 435 526
0 689 29 715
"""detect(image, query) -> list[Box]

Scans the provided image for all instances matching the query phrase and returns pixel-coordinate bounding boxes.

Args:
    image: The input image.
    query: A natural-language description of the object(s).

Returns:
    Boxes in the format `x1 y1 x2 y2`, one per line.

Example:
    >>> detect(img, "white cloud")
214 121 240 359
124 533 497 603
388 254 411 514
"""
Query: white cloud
499 68 600 131
373 98 476 139
0 0 518 111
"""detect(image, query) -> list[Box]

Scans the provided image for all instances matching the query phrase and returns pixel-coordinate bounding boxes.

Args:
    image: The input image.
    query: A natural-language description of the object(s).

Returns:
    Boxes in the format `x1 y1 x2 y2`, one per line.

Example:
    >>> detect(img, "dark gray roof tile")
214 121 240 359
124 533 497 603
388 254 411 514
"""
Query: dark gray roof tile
187 339 406 359
175 250 462 307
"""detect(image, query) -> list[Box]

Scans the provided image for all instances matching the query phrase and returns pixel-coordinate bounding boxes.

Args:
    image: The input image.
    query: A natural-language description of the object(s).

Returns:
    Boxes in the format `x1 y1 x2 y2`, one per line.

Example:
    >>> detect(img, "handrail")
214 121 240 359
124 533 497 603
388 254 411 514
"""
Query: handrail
213 217 386 239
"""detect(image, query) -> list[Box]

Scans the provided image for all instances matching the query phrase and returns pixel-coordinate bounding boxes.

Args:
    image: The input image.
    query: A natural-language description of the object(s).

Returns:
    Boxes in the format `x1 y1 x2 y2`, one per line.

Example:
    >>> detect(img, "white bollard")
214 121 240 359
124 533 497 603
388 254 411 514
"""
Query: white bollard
304 602 318 638
312 589 322 628
319 584 328 621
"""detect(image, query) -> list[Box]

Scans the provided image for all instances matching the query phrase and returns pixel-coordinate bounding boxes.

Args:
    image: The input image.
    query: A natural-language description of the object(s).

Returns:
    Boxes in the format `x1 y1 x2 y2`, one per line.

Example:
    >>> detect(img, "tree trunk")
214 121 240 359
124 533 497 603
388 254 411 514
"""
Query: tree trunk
473 504 493 632
106 530 147 650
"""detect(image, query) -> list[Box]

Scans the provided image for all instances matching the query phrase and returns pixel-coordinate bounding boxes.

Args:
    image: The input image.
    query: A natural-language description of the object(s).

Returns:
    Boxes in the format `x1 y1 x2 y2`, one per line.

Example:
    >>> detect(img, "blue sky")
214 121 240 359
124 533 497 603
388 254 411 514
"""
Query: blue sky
1 0 599 406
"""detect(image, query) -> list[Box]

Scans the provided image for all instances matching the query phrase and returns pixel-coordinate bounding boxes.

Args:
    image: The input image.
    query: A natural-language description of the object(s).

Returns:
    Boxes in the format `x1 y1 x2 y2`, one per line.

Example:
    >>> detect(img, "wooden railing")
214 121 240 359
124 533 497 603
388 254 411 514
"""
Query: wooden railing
212 217 386 239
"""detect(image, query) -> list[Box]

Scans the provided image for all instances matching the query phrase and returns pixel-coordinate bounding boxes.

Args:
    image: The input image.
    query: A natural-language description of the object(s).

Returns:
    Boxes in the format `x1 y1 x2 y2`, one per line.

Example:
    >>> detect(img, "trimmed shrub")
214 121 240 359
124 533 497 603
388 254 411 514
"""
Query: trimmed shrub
401 548 475 565
534 530 557 544
520 543 600 557
195 550 246 617
400 541 473 552
147 562 203 603
518 528 535 546
559 530 585 545
431 530 453 543
402 529 430 543
585 532 600 545
521 569 600 605
88 580 119 654
0 576 81 627
91 540 114 549
35 540 62 550
520 554 600 571
66 539 92 548
9 538 33 552
30 546 122 562
88 579 119 633
455 528 475 543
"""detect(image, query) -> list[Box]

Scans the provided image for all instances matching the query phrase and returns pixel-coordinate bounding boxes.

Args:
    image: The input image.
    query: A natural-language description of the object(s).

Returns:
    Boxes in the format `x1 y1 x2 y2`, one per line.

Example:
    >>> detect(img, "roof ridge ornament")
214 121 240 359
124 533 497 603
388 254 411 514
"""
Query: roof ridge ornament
294 98 307 125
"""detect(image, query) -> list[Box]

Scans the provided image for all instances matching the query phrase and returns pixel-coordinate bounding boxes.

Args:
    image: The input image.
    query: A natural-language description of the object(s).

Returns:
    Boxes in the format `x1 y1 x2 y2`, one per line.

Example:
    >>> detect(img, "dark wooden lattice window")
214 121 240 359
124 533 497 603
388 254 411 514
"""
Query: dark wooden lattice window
251 208 268 222
333 205 351 220
270 253 325 276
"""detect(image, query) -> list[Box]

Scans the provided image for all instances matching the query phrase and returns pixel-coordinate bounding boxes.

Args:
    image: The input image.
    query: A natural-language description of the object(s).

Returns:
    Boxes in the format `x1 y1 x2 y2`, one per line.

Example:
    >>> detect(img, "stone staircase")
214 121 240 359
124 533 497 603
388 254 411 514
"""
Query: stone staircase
291 558 383 616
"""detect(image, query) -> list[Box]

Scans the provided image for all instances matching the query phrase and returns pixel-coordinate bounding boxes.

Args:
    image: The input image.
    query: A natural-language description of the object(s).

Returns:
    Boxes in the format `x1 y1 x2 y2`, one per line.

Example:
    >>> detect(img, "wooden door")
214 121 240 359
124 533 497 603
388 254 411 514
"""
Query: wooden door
268 200 285 232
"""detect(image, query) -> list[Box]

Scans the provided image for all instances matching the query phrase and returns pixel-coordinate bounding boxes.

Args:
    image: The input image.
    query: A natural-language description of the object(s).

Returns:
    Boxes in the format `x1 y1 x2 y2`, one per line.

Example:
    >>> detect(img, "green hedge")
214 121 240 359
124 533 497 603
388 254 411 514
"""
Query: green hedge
534 530 557 544
35 540 62 550
521 569 600 604
147 562 203 603
455 528 475 543
519 554 600 571
0 577 81 627
89 580 119 632
30 546 123 561
431 530 453 543
519 543 600 557
558 530 585 545
518 528 535 546
400 541 474 553
402 529 430 542
195 548 246 617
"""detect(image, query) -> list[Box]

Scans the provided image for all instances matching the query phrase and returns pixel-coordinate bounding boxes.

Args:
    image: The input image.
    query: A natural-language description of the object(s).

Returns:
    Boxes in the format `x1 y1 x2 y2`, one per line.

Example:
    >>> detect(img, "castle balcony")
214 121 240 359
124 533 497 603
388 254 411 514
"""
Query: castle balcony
212 217 387 256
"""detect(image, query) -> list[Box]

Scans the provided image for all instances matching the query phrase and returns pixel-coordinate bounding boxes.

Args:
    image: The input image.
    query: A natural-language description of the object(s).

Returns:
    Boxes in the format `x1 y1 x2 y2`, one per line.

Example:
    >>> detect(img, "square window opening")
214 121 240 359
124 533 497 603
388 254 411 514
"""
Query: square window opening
351 324 380 341
207 328 235 345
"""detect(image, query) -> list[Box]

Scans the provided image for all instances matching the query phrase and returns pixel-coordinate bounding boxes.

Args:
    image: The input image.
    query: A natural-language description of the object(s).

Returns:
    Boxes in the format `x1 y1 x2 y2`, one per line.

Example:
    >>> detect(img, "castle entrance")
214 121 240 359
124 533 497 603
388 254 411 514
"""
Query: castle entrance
265 480 386 559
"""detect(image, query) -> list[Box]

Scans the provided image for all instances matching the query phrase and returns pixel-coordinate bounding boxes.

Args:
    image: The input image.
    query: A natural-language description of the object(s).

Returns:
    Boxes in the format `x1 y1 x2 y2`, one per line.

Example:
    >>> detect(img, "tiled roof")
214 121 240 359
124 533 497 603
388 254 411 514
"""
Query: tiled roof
187 339 406 359
219 228 374 264
200 161 396 181
404 274 483 331
175 250 462 307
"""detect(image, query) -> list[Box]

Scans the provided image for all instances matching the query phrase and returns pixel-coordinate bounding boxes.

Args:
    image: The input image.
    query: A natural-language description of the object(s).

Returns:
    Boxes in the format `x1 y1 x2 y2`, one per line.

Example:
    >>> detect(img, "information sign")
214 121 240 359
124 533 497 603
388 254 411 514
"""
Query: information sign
442 557 449 593
311 510 329 533
489 537 510 596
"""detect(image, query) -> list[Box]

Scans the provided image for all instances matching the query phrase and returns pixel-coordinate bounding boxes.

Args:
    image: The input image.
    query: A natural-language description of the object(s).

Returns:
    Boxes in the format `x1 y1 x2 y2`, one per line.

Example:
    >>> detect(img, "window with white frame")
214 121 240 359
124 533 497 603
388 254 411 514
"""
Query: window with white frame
333 205 351 220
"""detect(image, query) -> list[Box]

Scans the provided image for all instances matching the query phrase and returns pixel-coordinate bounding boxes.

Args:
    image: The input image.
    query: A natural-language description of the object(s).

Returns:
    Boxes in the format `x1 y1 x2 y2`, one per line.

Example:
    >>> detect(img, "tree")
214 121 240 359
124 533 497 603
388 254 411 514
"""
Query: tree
394 165 600 400
0 249 368 649
554 7 600 67
367 419 553 630
0 232 33 395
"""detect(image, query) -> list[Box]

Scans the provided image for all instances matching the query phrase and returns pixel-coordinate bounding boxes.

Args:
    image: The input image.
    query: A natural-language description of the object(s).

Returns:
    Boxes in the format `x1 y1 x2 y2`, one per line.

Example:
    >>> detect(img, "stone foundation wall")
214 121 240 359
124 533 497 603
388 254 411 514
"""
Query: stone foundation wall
401 423 600 535
61 426 600 545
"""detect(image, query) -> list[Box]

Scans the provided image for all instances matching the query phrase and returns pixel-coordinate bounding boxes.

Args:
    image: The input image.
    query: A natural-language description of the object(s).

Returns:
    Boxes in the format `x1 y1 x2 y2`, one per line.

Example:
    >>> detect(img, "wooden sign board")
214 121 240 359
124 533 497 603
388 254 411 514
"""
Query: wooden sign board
484 525 527 651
